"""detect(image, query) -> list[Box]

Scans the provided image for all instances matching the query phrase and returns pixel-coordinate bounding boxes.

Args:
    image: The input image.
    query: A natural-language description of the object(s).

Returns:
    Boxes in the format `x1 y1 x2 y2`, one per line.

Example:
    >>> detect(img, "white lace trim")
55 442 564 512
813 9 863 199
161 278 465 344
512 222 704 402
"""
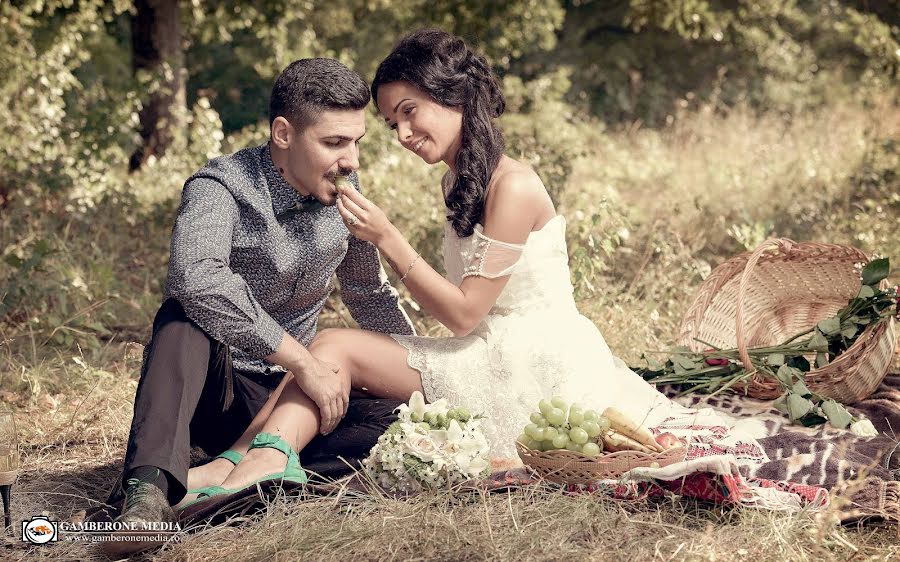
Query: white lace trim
460 229 526 279
389 333 462 405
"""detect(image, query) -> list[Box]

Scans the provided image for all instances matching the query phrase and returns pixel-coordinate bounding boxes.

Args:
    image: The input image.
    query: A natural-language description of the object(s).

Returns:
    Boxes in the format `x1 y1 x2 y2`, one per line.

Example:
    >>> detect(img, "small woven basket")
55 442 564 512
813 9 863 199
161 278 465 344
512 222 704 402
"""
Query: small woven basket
516 442 686 485
678 238 896 402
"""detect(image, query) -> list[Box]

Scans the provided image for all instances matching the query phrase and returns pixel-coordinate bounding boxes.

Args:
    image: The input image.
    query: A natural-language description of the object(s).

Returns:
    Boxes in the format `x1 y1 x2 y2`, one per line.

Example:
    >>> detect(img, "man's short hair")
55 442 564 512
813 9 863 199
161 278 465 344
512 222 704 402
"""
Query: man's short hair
269 58 370 131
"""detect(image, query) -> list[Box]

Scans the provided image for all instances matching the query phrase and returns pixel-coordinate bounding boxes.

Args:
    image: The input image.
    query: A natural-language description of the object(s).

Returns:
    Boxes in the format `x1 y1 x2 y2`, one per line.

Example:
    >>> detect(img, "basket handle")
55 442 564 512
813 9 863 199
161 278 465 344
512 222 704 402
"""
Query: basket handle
735 238 797 373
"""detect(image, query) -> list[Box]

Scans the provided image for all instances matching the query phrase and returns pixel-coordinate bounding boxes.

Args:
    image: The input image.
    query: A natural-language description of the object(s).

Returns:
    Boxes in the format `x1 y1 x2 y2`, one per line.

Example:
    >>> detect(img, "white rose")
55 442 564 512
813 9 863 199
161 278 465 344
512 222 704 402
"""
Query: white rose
850 419 878 437
405 434 443 462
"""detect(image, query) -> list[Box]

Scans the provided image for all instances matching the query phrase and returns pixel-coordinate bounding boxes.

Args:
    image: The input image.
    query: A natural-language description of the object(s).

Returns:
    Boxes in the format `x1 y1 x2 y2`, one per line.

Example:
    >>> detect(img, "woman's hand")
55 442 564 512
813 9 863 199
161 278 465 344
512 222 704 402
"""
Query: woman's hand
336 184 394 246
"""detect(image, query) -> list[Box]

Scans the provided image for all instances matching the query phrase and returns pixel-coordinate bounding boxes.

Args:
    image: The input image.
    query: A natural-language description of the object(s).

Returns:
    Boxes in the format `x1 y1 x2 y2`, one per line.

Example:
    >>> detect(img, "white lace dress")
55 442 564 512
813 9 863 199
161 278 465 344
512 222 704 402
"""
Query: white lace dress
390 215 684 460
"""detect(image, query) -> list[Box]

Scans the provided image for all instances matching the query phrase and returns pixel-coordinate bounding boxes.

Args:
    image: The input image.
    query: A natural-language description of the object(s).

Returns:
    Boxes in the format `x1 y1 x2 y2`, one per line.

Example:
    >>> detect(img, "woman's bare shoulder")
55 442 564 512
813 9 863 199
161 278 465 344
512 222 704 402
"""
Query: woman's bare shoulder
484 157 554 231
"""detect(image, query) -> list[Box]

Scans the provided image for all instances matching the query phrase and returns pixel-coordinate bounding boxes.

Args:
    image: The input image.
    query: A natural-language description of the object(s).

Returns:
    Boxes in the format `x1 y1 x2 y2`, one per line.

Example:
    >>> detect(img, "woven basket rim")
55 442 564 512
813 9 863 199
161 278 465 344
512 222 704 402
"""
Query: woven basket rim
676 239 893 402
515 441 687 472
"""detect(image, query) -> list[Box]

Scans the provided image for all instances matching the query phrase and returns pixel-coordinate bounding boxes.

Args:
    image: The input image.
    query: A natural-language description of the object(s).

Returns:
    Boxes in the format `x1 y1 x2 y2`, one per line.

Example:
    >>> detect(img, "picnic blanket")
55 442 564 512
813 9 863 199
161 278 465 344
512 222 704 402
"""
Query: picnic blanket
176 373 898 528
659 372 900 522
168 358 900 528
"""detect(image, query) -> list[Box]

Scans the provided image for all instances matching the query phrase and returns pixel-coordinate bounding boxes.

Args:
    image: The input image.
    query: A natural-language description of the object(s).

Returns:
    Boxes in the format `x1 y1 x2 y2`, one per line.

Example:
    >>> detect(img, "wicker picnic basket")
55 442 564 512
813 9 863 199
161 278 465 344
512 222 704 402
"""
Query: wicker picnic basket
515 442 686 485
677 238 896 403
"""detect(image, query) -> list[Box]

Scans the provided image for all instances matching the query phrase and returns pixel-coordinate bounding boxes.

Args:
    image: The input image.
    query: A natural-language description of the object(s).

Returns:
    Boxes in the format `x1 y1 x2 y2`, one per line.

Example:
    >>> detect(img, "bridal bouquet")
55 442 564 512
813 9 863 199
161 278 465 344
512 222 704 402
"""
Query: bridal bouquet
363 391 490 492
639 258 897 433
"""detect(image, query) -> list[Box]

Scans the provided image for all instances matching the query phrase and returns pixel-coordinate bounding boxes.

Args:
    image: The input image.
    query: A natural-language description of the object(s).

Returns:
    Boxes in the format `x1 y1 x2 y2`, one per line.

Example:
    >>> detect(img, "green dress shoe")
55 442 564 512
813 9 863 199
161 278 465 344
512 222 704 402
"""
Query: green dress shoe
185 449 244 494
179 432 307 509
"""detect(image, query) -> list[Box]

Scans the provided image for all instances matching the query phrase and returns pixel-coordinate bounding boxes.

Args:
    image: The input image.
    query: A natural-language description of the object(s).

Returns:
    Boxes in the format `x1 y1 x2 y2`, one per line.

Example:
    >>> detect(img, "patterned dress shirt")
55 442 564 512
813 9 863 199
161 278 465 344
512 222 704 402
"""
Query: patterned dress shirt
164 142 414 377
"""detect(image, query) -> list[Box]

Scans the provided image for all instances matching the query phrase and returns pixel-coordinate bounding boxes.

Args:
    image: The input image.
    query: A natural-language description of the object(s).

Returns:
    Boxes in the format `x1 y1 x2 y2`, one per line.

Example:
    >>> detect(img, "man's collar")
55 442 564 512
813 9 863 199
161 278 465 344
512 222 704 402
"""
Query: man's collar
261 142 321 218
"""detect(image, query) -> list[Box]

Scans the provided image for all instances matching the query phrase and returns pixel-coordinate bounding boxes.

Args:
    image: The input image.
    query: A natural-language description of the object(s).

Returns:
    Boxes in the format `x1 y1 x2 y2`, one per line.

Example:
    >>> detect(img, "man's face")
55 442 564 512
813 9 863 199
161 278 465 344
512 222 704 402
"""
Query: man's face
280 109 366 205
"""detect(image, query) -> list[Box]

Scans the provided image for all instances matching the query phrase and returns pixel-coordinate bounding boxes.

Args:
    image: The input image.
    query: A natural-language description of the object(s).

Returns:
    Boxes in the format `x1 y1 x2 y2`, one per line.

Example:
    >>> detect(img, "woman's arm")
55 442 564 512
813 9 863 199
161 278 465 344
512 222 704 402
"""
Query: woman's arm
337 169 551 336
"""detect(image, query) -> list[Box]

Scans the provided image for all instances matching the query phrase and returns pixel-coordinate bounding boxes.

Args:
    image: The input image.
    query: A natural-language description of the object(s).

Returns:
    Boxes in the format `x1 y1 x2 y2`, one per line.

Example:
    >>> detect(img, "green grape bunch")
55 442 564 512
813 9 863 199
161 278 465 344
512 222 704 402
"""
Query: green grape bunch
517 396 610 456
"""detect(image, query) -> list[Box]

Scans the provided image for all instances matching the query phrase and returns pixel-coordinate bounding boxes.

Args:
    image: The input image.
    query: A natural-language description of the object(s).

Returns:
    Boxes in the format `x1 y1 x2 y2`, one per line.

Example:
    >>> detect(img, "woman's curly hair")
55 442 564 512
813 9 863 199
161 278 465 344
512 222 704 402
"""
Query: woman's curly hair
372 29 506 238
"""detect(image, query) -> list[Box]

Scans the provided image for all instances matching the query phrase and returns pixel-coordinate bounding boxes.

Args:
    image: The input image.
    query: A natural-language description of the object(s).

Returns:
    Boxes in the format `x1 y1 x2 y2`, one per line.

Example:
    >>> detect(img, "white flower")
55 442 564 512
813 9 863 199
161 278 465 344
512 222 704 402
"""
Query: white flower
850 419 878 437
467 456 489 476
427 397 450 417
398 420 424 437
397 390 428 422
363 396 490 492
405 433 444 463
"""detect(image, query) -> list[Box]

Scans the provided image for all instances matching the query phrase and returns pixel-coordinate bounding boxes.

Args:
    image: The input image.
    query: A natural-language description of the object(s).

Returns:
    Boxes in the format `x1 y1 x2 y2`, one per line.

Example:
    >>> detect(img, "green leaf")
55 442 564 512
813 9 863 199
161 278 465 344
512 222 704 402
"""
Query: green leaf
799 413 828 427
861 258 890 286
775 364 795 385
816 317 841 336
821 400 852 429
673 355 699 370
815 352 830 368
808 331 830 352
772 393 789 414
857 285 875 299
787 393 815 420
33 239 53 255
767 353 785 366
791 379 812 397
3 254 23 268
786 355 811 372
840 324 858 339
643 355 664 371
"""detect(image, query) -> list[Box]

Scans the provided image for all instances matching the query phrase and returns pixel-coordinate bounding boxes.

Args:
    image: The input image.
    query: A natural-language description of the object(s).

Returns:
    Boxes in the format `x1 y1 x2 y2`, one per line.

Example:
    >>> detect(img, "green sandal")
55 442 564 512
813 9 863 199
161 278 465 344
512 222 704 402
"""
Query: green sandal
184 449 244 495
180 433 307 508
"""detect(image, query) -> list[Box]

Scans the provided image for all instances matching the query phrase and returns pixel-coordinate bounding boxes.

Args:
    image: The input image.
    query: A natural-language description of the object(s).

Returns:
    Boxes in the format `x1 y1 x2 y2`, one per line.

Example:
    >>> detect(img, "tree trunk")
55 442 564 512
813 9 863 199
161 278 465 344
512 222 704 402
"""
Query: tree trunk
129 0 186 172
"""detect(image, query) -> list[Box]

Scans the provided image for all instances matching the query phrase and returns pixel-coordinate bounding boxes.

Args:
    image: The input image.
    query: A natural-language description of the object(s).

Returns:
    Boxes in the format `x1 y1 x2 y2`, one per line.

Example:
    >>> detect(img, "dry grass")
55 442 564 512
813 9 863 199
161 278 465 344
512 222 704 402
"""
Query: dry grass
2 99 899 560
2 349 898 560
5 396 900 562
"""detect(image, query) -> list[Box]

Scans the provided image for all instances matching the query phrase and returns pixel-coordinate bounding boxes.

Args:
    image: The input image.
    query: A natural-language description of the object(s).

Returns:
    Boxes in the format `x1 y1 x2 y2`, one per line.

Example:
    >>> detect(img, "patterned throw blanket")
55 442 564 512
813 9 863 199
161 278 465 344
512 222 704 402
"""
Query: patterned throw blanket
472 368 900 524
178 368 900 528
657 373 900 523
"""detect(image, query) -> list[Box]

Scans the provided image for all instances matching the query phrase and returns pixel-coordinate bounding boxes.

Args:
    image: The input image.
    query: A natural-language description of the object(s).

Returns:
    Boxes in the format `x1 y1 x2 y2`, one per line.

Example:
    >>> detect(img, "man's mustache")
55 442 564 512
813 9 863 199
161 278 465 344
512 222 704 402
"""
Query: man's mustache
326 168 353 181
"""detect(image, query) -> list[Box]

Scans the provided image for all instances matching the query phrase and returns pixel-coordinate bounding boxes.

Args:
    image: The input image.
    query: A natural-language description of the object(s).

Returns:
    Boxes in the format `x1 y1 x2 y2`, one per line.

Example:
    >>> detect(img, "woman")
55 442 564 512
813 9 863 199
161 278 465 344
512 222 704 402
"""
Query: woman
180 30 753 505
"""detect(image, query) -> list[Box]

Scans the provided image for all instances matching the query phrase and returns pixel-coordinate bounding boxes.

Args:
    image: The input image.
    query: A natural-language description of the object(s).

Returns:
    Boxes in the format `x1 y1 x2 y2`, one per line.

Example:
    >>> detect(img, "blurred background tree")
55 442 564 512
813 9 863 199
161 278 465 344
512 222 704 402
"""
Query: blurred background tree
0 0 897 376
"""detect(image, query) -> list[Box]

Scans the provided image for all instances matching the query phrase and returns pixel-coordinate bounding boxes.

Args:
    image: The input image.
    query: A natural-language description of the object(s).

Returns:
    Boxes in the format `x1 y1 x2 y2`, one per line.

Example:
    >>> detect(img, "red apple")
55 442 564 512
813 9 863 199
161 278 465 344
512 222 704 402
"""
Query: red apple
655 432 682 450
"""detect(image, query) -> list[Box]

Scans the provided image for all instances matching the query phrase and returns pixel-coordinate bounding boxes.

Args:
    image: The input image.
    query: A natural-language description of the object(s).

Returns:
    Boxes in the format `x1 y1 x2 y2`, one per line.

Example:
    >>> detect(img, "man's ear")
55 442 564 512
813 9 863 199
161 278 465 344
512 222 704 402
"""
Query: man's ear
271 116 293 149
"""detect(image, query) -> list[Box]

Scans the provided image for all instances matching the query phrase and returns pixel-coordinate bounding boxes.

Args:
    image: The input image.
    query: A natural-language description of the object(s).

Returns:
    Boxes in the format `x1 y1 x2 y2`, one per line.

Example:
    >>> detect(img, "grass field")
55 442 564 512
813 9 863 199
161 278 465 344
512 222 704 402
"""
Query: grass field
1 98 898 560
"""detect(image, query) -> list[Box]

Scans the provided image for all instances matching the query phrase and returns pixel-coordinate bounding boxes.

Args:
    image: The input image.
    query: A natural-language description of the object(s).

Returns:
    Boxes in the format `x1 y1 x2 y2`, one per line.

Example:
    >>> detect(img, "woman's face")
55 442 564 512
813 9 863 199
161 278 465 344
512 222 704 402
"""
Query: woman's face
376 81 463 168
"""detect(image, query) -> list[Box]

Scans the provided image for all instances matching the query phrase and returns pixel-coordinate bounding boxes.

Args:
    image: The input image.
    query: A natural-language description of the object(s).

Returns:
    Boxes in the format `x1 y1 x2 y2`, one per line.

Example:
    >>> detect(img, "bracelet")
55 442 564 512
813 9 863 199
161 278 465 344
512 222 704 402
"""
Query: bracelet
399 253 421 283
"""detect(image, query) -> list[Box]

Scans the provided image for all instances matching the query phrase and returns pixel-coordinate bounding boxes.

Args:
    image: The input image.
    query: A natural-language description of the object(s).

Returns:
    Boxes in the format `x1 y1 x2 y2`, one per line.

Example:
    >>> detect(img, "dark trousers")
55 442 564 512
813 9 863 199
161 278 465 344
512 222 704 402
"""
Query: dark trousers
114 298 401 505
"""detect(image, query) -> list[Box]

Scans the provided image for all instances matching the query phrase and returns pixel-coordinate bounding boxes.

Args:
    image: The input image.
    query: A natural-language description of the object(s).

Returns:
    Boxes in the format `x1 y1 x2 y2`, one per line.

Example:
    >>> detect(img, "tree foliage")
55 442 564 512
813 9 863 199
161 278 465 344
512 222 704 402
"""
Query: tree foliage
0 0 897 341
544 0 899 124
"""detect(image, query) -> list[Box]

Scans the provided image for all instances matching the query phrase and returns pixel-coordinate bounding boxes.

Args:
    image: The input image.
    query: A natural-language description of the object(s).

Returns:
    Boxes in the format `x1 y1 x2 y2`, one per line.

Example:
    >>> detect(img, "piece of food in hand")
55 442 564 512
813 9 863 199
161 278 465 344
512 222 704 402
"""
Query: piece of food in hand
334 176 353 191
654 432 684 450
602 407 664 452
602 429 655 453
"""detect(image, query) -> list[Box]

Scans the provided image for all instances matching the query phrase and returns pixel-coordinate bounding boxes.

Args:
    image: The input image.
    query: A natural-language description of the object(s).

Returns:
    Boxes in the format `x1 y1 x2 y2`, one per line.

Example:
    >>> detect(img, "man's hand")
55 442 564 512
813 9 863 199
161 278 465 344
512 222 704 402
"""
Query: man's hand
265 333 350 434
294 356 350 434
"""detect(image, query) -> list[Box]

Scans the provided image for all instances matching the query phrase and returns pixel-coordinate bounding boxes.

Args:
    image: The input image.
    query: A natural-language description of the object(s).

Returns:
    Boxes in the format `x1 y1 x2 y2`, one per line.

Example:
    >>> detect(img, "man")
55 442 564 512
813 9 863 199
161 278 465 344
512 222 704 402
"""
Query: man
111 58 414 528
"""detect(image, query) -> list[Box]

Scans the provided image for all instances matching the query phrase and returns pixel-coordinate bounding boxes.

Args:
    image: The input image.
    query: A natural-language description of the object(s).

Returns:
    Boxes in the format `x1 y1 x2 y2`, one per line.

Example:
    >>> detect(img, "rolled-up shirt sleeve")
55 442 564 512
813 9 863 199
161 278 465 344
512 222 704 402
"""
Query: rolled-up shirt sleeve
336 236 415 336
165 178 285 358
